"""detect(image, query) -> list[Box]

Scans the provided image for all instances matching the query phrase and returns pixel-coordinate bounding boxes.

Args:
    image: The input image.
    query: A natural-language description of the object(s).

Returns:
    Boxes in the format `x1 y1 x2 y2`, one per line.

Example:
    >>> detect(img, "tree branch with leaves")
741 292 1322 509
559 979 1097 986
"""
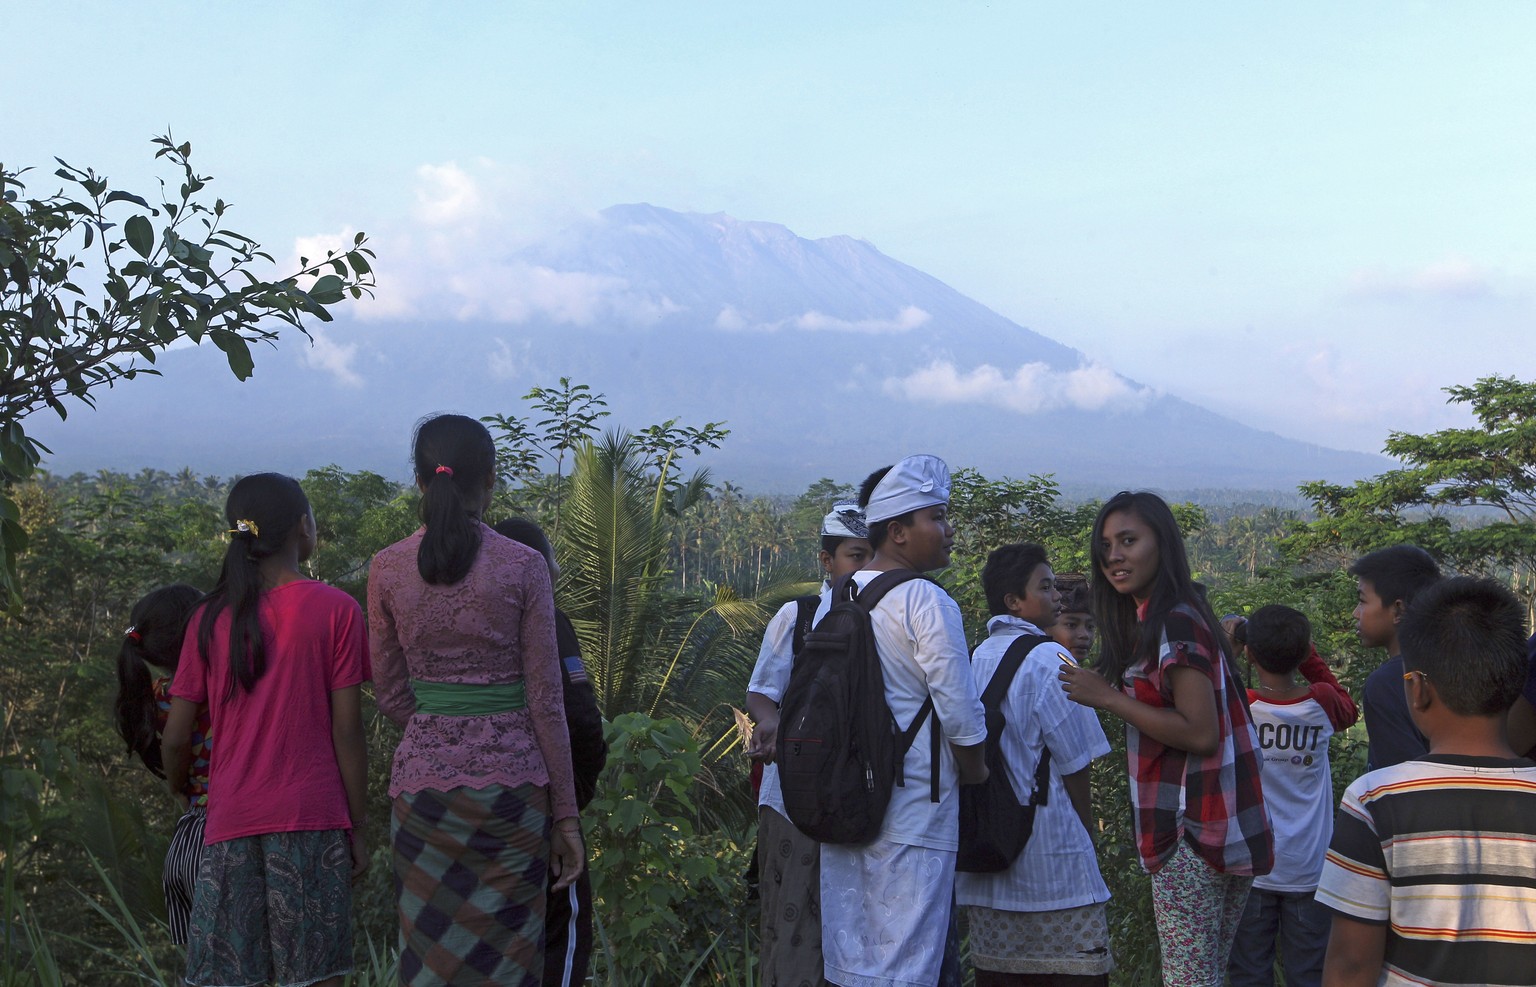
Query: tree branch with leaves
0 133 375 607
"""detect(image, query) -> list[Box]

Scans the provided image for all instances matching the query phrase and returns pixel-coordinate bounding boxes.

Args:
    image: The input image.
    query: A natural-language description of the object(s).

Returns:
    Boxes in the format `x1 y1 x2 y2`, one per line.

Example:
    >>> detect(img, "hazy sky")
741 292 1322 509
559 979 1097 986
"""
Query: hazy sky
8 1 1534 456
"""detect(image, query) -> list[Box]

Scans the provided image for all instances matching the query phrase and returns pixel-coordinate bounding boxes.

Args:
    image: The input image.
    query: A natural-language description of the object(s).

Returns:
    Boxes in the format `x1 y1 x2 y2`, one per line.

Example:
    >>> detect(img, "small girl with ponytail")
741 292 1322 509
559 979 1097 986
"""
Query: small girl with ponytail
163 473 370 987
112 583 204 945
370 413 582 986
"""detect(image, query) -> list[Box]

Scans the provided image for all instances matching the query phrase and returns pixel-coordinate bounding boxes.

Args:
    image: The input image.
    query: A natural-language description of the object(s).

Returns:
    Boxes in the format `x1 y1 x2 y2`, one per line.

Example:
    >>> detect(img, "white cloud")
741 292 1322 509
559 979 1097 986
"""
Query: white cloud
715 304 931 334
288 159 673 327
487 337 532 381
414 162 487 227
715 305 747 330
1347 256 1497 300
300 329 363 388
883 359 1155 414
793 305 930 334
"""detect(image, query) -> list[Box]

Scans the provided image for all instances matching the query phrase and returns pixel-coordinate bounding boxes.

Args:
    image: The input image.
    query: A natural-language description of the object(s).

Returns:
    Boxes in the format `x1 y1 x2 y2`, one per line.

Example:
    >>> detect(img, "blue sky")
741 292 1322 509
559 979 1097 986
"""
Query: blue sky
8 1 1534 455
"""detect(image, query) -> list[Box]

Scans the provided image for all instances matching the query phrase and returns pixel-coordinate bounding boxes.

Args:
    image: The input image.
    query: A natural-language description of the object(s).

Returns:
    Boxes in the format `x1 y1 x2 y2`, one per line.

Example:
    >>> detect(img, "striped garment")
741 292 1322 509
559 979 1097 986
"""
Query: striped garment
1315 755 1536 987
162 806 206 945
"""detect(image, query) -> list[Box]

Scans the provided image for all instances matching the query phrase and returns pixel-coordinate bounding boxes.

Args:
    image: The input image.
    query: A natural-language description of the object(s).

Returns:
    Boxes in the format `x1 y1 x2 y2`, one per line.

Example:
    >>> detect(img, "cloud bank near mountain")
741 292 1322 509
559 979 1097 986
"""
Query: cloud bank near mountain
884 360 1155 414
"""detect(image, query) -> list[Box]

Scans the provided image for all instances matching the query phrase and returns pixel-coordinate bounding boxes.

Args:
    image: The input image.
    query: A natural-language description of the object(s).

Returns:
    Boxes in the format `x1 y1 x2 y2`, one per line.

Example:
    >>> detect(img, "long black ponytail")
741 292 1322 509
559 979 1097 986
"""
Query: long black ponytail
198 473 311 697
413 414 497 585
113 584 202 775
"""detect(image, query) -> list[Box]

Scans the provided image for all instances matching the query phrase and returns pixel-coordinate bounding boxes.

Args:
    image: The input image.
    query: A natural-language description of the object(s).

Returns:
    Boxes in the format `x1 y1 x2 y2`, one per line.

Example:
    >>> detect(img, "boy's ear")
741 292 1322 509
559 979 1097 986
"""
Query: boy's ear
1390 599 1406 624
1404 669 1434 712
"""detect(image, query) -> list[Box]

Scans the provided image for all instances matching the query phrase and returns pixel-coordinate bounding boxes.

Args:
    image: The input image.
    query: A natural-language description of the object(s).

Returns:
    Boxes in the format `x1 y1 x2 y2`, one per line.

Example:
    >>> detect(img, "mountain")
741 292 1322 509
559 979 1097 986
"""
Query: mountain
28 204 1387 493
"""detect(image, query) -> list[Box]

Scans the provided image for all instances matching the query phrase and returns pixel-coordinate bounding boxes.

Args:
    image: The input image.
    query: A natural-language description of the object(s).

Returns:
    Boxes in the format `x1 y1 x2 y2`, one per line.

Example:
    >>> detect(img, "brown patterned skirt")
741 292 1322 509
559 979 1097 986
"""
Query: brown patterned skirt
393 783 551 986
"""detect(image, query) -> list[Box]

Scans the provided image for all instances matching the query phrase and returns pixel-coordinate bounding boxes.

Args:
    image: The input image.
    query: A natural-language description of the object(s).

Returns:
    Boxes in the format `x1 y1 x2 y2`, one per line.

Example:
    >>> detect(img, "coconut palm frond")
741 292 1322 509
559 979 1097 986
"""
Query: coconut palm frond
558 431 672 717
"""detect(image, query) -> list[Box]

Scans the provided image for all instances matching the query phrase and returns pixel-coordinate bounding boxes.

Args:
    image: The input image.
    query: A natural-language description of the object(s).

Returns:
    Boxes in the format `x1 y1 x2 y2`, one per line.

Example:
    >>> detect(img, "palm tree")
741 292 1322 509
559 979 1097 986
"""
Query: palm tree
555 432 803 827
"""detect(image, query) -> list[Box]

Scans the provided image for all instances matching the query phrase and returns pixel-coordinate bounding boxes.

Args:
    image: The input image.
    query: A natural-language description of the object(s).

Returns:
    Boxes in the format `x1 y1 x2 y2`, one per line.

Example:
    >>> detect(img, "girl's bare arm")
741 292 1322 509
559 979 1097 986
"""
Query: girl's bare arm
161 697 199 811
330 684 369 880
1060 663 1219 756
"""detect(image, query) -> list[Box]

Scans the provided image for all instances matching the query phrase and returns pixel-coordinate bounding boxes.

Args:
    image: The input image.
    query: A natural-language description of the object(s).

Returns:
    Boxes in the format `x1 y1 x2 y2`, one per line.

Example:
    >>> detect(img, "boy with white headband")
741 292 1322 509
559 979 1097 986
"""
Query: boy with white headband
819 455 988 987
746 503 873 987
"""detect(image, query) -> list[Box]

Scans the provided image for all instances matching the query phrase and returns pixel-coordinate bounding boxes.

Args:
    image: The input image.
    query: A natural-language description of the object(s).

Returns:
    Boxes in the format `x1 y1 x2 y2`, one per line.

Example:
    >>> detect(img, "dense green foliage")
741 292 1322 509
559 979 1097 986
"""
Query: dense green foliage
4 375 1534 985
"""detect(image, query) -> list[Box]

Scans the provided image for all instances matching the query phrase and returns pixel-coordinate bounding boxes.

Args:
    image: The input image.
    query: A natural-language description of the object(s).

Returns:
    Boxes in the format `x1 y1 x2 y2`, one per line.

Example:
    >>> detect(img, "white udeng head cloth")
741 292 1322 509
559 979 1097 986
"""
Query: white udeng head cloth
864 454 951 524
821 502 868 540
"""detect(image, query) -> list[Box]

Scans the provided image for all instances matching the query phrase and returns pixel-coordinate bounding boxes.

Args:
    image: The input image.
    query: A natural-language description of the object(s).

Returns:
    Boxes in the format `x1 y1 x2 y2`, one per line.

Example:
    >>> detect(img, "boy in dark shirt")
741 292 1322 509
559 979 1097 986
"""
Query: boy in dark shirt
1349 545 1439 771
493 518 608 987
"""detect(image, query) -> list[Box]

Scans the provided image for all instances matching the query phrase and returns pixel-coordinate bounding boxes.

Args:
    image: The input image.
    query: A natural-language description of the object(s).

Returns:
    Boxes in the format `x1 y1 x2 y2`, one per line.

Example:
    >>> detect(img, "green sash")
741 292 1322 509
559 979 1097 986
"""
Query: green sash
411 679 526 716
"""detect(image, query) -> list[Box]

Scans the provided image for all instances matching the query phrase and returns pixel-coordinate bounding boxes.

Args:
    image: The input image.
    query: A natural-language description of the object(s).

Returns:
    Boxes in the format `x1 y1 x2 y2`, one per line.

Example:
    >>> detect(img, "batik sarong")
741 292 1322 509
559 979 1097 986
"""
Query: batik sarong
393 783 551 987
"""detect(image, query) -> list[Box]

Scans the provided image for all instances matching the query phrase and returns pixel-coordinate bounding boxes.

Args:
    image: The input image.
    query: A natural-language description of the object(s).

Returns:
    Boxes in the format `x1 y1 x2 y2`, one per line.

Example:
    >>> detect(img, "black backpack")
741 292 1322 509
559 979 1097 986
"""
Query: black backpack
776 569 935 845
956 633 1055 873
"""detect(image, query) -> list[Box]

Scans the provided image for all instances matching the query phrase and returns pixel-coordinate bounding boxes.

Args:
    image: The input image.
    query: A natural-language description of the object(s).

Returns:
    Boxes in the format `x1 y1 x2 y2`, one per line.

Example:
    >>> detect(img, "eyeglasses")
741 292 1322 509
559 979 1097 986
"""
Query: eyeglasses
1402 669 1430 684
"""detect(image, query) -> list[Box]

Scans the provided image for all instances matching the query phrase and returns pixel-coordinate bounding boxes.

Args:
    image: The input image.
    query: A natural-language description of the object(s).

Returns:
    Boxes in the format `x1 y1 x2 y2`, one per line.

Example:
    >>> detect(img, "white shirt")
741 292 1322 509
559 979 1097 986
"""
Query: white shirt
1247 691 1336 892
814 570 987 850
955 615 1112 911
747 598 803 815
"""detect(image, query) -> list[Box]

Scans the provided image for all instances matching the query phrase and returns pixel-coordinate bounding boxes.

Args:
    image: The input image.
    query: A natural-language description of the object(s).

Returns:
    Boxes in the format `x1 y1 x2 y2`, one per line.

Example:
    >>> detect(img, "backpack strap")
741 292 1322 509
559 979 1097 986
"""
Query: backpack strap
845 568 925 610
1029 745 1053 807
789 594 820 659
986 633 1056 807
845 568 934 797
982 634 1053 713
894 694 935 793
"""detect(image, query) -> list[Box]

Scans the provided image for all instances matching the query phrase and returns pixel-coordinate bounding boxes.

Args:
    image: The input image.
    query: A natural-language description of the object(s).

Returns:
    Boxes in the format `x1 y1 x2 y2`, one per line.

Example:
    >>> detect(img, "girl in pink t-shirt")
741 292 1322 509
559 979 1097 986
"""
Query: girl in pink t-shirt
163 473 370 987
112 583 204 945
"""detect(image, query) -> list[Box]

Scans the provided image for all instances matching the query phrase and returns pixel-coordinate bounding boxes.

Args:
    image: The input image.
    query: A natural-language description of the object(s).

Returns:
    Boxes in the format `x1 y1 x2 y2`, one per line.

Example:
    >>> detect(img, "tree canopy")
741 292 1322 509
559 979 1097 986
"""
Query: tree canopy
1284 375 1536 595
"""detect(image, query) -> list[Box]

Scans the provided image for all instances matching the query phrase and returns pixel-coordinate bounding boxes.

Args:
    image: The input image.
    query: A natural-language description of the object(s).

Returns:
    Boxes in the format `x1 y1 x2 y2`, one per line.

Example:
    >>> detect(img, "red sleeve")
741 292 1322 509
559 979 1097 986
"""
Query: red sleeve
329 591 371 691
171 610 210 704
1300 644 1358 731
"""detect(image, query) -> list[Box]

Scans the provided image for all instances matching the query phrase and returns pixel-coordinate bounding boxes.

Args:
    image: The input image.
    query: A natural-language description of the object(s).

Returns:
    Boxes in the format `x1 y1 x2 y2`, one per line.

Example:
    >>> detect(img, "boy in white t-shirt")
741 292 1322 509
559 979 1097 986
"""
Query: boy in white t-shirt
956 544 1114 987
745 503 872 987
1225 605 1357 987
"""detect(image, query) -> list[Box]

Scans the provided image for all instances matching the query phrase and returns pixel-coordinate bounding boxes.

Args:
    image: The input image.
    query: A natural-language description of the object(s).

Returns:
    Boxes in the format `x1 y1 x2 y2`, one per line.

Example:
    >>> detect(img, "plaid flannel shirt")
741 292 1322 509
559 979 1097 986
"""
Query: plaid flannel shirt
1122 601 1273 876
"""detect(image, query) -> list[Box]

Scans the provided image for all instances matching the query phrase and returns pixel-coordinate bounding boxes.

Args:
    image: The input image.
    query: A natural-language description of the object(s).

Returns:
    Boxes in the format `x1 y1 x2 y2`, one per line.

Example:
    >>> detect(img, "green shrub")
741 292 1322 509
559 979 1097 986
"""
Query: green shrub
586 713 753 985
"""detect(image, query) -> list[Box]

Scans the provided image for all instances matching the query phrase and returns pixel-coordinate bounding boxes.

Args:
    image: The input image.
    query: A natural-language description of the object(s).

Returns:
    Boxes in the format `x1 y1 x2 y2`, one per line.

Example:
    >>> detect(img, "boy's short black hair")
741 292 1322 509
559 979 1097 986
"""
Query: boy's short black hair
1349 544 1441 607
492 517 553 566
821 534 851 555
1399 576 1529 717
857 466 912 550
1244 604 1312 675
1055 574 1090 614
982 543 1050 617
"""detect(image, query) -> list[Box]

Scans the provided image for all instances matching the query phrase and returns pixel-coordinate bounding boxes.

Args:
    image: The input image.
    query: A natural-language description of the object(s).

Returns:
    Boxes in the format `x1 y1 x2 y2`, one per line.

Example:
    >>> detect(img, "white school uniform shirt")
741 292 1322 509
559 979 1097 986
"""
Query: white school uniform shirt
813 570 987 850
955 615 1112 912
747 596 815 817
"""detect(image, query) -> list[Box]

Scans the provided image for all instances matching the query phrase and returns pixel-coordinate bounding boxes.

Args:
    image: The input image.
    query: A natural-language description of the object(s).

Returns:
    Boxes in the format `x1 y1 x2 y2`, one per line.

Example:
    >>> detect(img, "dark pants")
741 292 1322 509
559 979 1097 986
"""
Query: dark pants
543 867 594 987
1225 888 1330 987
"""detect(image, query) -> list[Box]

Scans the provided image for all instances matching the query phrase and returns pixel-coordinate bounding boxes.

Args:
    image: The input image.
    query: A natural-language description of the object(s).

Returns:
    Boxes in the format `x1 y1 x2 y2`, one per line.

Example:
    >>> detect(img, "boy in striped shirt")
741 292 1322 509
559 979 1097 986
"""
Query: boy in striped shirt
1316 576 1536 987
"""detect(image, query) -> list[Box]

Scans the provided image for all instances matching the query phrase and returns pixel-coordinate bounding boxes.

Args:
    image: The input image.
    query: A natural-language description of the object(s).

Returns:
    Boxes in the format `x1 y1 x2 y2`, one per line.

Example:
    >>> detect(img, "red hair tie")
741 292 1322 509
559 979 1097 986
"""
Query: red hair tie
435 465 454 478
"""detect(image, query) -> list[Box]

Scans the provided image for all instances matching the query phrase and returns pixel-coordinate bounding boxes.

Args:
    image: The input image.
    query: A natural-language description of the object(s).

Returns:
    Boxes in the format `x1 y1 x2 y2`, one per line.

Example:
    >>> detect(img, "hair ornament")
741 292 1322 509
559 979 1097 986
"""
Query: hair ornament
228 518 260 538
125 625 143 643
435 465 454 478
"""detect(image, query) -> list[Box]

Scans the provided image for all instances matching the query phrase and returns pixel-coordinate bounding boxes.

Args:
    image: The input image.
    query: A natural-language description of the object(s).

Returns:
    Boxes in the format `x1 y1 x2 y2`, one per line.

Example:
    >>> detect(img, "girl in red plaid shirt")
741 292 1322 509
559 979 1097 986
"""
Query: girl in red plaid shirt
1060 491 1273 987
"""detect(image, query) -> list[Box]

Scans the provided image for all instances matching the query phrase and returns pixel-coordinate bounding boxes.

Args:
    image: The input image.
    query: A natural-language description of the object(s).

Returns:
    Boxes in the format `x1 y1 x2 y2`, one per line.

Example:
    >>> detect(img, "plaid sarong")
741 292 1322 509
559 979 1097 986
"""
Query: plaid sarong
393 783 552 986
